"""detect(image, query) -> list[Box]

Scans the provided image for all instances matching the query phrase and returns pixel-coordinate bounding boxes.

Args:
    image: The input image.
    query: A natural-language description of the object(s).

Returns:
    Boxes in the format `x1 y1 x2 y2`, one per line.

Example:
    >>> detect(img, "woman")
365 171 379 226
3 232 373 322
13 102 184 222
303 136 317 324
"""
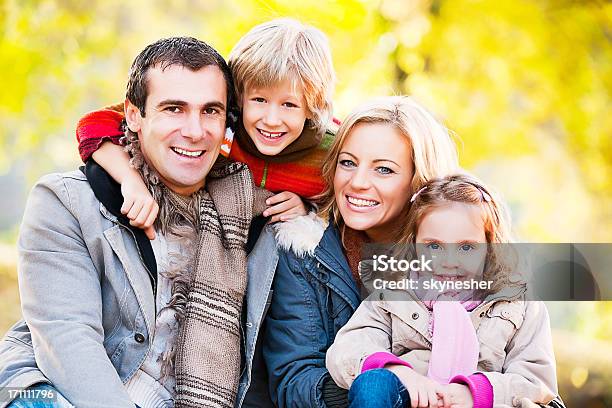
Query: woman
264 96 459 408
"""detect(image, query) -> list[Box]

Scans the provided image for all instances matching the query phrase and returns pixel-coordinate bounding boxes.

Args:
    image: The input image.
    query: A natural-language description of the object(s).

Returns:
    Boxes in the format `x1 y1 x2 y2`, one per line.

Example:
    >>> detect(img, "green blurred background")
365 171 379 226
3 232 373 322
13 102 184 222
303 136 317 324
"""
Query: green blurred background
0 0 610 406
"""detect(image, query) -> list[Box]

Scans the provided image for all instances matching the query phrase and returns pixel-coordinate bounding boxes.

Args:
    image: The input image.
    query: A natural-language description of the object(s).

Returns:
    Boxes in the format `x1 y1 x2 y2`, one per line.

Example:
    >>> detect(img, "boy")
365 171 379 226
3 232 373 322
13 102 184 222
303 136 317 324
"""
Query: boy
76 18 337 237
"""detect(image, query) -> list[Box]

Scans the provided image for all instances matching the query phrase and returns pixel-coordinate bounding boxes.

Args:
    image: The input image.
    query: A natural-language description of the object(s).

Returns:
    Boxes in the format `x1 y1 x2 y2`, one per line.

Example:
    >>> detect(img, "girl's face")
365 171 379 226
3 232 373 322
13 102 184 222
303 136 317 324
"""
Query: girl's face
333 122 414 242
241 78 308 156
415 202 487 281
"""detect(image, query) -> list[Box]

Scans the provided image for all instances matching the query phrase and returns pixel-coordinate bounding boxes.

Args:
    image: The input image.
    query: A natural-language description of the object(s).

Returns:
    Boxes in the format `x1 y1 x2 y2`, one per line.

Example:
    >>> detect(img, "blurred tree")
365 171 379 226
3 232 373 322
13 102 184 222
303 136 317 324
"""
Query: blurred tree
378 0 611 240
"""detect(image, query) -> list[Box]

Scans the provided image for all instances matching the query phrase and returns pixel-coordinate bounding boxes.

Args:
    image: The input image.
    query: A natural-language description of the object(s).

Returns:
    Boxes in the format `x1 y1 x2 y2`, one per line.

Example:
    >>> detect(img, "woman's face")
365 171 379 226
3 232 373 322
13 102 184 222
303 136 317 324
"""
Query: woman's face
333 122 414 242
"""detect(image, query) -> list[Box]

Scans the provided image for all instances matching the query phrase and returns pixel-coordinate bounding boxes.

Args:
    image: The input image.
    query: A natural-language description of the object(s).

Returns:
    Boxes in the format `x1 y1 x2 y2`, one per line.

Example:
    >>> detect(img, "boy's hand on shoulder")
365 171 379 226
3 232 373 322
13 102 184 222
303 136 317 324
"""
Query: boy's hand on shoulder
263 191 308 223
120 173 159 240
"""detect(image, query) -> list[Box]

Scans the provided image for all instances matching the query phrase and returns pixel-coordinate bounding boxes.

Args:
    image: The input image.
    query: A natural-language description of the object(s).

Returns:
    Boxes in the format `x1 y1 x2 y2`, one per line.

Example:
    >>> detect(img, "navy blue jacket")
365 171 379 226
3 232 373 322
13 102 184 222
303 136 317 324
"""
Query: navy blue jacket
264 220 361 408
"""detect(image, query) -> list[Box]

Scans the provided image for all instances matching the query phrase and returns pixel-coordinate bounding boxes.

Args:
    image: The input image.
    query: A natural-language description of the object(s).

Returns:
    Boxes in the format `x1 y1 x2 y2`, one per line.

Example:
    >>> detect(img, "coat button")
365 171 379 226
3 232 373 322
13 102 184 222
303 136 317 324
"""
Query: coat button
412 312 419 320
134 333 146 343
379 293 384 300
245 322 253 328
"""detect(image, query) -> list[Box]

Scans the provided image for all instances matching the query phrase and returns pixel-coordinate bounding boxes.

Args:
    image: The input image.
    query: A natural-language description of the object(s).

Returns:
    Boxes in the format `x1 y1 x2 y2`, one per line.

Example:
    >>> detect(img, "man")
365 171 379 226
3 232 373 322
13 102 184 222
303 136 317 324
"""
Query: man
0 37 276 408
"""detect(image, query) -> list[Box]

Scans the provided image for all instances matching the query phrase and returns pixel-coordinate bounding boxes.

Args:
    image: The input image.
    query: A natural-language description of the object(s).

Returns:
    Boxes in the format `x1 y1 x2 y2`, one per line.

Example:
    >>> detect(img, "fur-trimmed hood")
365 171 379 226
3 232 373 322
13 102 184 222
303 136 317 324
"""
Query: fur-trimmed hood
273 212 329 258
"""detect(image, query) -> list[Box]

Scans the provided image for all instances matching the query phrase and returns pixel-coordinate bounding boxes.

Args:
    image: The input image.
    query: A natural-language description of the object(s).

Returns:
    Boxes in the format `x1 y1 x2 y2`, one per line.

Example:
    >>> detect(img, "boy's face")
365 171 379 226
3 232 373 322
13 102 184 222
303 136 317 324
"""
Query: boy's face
241 78 308 156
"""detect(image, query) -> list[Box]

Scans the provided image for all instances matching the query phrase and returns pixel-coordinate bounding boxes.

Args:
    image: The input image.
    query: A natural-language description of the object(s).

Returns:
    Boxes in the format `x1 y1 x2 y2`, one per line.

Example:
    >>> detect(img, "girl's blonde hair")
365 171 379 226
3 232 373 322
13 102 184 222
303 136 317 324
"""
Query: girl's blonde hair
404 173 515 292
228 18 335 134
318 96 459 239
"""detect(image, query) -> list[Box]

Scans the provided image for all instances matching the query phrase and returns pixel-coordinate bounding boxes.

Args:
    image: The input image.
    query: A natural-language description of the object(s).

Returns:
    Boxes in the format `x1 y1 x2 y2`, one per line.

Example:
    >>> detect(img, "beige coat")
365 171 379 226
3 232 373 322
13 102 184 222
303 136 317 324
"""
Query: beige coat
326 287 558 407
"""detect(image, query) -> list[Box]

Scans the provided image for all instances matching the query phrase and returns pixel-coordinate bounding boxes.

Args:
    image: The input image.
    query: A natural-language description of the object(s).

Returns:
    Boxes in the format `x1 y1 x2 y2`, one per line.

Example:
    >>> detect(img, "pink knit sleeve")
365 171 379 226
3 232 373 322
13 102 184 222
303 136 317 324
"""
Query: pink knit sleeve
450 373 494 408
361 351 413 373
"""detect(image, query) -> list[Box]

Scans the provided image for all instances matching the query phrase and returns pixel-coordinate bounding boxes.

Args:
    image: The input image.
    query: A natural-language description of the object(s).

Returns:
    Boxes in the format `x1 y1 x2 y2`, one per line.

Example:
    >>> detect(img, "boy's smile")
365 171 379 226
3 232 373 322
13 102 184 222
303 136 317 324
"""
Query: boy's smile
242 78 309 156
256 129 286 141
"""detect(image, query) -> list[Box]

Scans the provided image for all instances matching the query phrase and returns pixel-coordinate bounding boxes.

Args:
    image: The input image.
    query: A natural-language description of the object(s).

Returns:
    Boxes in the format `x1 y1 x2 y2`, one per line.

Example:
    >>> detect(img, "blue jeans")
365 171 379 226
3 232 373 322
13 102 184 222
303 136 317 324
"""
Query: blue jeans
6 383 73 408
348 369 411 408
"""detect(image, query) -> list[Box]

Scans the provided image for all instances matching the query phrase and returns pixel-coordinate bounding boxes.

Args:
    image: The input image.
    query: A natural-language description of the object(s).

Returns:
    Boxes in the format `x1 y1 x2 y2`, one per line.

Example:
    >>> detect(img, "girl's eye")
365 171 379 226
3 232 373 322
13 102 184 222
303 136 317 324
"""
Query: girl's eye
375 166 394 175
427 243 441 250
460 244 474 251
283 102 299 108
339 159 356 168
252 97 265 103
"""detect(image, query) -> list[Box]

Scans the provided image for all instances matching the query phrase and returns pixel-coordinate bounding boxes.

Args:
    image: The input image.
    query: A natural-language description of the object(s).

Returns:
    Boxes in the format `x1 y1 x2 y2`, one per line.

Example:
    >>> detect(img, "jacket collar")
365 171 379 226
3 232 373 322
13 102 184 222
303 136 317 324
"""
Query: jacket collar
82 159 158 281
273 213 361 308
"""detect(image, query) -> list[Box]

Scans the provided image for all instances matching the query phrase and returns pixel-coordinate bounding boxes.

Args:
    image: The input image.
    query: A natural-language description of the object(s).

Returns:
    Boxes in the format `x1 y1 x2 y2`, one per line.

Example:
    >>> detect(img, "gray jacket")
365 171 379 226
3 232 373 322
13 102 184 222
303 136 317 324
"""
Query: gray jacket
0 169 277 408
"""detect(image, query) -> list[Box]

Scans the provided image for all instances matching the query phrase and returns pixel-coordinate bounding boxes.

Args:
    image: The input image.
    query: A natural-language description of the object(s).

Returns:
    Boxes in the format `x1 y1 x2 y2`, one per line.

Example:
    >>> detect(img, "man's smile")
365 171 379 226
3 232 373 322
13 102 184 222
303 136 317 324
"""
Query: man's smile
171 147 205 158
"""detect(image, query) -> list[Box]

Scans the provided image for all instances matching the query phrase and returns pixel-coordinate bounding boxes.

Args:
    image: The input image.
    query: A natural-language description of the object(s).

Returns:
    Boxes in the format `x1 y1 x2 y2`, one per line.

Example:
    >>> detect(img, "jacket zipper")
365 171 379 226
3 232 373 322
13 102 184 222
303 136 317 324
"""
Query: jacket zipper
259 162 269 188
314 255 361 309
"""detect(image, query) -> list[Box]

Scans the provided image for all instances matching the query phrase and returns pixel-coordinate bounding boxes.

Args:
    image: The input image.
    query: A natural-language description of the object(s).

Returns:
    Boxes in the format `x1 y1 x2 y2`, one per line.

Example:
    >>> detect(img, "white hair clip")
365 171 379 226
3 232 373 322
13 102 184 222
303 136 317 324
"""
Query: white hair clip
410 186 427 203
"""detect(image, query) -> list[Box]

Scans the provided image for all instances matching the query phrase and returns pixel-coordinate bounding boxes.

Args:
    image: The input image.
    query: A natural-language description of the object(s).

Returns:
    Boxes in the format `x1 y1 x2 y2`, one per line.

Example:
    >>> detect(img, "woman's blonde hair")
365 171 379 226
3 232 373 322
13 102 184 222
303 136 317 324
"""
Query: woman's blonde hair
317 96 459 239
228 18 335 134
404 173 516 293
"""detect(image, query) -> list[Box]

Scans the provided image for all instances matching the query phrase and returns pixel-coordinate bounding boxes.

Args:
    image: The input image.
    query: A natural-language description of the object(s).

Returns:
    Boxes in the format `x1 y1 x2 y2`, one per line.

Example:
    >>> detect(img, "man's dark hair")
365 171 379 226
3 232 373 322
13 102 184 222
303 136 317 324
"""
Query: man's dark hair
126 37 237 126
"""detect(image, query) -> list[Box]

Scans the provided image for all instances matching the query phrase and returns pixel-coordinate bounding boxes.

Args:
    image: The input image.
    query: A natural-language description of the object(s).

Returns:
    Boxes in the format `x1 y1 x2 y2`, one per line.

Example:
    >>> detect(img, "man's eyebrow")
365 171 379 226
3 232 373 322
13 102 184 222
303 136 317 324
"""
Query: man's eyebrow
155 100 227 111
156 99 187 108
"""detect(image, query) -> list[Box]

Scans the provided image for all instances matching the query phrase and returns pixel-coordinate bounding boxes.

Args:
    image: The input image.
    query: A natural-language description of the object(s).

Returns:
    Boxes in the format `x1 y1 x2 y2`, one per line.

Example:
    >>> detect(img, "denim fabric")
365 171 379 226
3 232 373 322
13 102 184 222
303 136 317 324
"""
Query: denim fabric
6 383 73 408
348 369 410 408
264 223 361 408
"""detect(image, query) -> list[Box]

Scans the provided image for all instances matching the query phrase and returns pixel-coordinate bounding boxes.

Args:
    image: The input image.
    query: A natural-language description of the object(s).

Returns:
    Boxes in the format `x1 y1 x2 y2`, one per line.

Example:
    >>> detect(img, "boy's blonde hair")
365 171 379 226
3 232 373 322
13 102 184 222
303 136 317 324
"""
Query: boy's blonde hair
404 173 516 293
228 18 335 134
318 96 459 237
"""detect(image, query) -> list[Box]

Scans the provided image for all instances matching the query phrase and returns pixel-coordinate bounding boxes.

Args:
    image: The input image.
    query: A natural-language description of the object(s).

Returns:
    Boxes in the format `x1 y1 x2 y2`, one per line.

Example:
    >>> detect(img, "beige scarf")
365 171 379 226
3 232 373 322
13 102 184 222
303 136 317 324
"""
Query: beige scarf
125 132 270 408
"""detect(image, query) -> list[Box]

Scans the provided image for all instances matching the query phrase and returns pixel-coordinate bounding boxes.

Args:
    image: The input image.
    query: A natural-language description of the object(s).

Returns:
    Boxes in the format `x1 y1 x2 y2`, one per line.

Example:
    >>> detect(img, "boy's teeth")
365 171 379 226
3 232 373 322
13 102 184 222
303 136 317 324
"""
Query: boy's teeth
260 129 283 138
172 147 203 157
347 196 378 207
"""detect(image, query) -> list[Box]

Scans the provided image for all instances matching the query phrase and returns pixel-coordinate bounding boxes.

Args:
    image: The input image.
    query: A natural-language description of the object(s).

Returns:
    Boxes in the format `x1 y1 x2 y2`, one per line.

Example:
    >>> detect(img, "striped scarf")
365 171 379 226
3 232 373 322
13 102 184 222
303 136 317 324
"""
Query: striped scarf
126 132 270 408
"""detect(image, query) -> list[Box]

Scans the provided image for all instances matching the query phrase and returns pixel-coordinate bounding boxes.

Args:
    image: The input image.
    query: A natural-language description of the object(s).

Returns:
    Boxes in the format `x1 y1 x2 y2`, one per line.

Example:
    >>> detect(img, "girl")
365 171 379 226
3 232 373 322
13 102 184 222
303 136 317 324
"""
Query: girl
326 174 561 408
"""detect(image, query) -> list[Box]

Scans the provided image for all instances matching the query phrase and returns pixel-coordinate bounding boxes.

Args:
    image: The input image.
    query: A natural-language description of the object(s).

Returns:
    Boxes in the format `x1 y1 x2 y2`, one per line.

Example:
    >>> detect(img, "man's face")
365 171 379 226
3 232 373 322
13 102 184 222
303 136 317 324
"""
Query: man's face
125 64 227 195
